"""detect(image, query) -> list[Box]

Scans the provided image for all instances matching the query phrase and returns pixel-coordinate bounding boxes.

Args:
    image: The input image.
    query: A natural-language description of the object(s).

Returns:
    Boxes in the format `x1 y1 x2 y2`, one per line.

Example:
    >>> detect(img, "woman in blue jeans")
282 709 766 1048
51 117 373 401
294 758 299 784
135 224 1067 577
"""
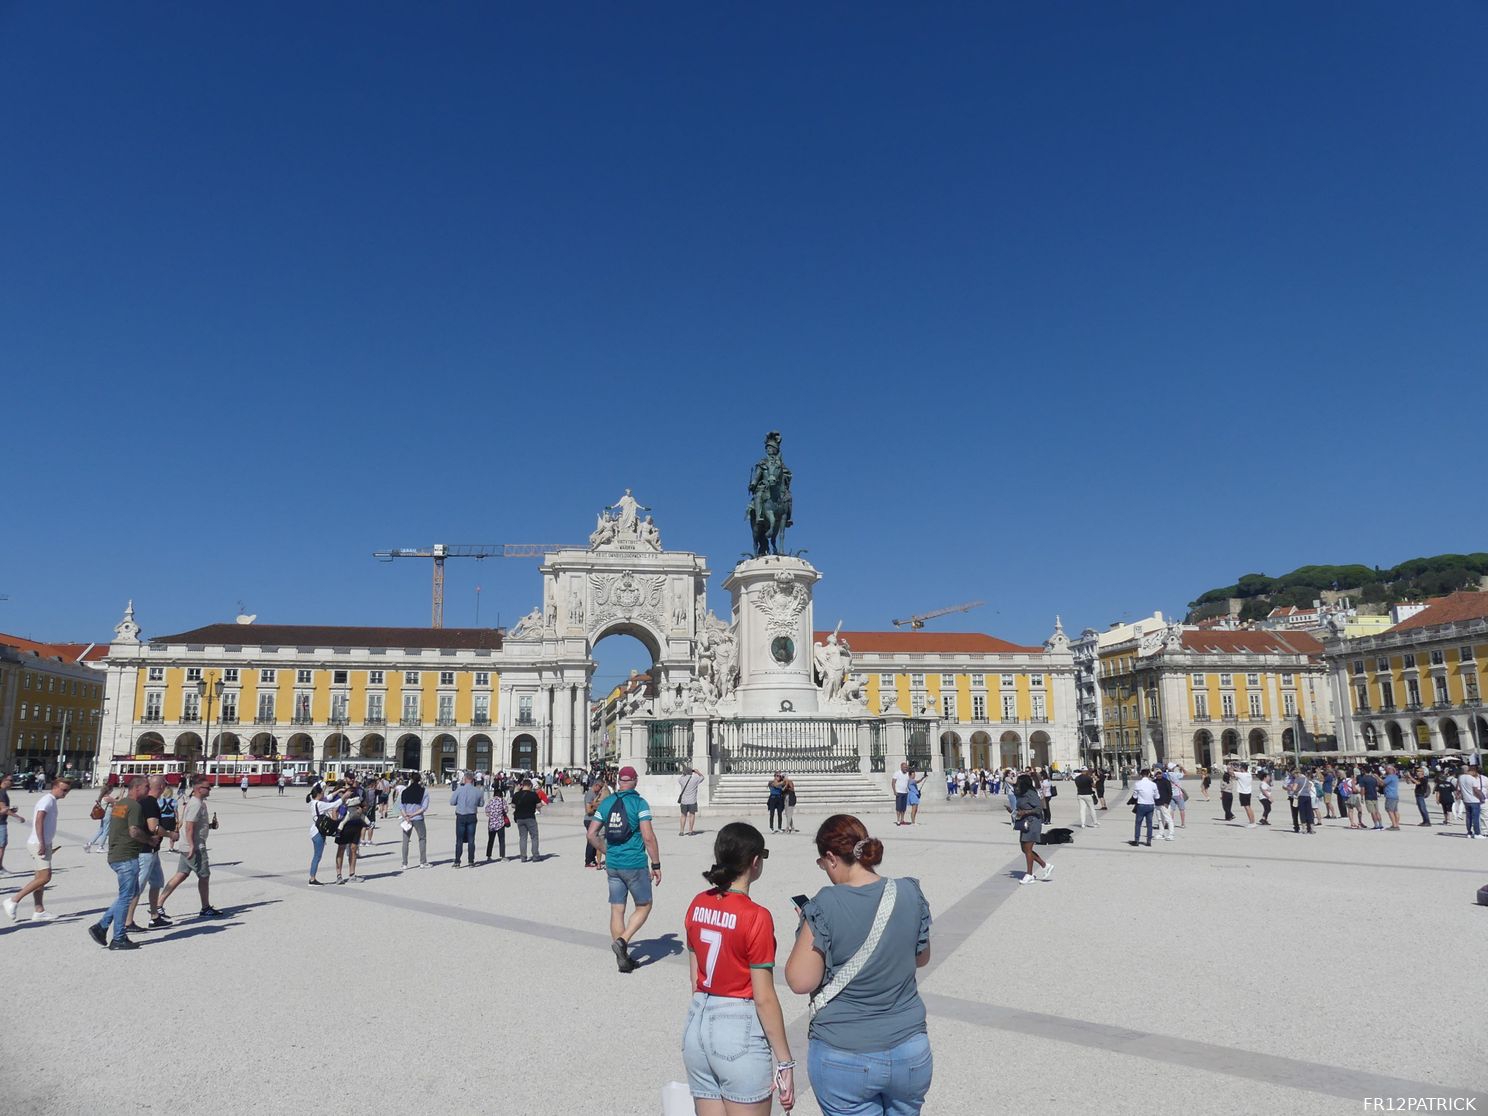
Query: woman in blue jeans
786 814 933 1116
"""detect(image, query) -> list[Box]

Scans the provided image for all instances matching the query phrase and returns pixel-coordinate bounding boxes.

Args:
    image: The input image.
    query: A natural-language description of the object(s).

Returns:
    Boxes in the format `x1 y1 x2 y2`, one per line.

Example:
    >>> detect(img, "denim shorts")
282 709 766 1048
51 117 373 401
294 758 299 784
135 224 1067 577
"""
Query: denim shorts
607 867 652 906
137 850 164 889
682 992 773 1104
809 1031 932 1116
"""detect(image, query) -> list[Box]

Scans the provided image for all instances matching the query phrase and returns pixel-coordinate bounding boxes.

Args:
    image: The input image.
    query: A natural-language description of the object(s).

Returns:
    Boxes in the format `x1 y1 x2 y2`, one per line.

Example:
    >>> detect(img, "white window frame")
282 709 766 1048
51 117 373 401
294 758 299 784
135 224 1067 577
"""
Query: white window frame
368 670 385 685
223 668 240 683
185 667 202 683
939 673 955 687
1030 693 1047 720
475 671 490 687
1191 673 1205 686
910 673 925 688
971 694 986 721
439 671 456 687
1284 693 1298 716
970 674 985 688
1245 673 1260 687
878 673 895 687
1001 693 1017 721
1001 673 1015 687
1194 693 1208 718
366 693 385 722
147 666 165 682
297 669 314 685
1248 692 1262 717
1221 693 1235 717
404 671 421 686
332 669 349 685
941 693 956 719
260 669 276 685
1219 673 1233 687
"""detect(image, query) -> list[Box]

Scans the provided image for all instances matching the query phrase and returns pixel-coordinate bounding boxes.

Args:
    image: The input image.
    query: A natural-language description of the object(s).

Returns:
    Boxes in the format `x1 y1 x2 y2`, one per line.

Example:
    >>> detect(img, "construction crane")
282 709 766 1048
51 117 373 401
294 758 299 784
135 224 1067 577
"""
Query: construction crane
373 544 573 629
891 600 987 630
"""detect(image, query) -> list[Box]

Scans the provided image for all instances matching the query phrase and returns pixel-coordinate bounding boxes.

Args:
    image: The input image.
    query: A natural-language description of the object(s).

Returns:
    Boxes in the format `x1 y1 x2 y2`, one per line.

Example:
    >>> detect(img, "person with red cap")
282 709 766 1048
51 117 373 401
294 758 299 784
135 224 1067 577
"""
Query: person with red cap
587 765 662 972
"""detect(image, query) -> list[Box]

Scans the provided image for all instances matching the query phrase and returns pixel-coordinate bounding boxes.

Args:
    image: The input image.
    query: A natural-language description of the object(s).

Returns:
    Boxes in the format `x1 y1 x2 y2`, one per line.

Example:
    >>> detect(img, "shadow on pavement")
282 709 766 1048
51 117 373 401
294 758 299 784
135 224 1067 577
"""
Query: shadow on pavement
629 932 684 967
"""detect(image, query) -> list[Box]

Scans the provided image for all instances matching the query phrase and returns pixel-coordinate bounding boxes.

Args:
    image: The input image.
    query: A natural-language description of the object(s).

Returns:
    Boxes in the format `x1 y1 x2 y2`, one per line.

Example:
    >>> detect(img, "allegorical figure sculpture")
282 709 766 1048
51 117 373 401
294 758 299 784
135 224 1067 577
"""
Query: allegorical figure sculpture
747 430 793 556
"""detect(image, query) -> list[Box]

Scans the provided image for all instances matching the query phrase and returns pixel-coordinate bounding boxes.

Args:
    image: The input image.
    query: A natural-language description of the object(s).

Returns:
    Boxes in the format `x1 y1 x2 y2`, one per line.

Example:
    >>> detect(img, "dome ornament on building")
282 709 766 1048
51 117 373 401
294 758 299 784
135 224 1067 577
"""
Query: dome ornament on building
114 600 141 645
589 489 661 551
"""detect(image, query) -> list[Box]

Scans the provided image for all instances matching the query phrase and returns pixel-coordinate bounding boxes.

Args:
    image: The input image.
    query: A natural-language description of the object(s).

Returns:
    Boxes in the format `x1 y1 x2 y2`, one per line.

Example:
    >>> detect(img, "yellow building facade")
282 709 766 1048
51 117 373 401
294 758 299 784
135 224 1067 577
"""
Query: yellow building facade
1325 591 1488 755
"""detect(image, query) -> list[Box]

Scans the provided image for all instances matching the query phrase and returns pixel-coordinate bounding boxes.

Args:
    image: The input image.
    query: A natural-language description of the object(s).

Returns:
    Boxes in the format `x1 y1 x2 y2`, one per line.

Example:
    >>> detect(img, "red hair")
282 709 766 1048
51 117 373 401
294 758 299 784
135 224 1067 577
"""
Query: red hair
814 814 884 869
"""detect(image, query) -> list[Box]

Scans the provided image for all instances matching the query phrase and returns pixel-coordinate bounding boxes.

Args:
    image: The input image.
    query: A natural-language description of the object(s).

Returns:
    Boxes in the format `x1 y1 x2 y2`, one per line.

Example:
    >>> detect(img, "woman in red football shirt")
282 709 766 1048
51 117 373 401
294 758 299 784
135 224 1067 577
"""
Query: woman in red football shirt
682 821 795 1114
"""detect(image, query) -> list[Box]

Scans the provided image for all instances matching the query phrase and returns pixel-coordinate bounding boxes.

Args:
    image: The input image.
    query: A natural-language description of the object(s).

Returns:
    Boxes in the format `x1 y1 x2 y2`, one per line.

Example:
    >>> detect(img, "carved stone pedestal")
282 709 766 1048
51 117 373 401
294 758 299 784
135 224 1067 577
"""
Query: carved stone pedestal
723 556 821 717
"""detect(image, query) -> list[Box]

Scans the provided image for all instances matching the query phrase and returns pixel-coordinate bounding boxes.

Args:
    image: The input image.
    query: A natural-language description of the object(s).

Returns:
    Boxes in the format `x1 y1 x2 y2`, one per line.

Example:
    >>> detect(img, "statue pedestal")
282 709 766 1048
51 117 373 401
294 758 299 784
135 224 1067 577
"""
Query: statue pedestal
723 556 821 717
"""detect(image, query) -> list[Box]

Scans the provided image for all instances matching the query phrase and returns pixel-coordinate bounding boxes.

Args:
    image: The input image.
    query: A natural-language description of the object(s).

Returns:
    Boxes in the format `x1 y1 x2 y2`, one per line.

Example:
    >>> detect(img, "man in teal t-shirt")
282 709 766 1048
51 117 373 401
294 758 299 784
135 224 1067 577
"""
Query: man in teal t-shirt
586 766 661 973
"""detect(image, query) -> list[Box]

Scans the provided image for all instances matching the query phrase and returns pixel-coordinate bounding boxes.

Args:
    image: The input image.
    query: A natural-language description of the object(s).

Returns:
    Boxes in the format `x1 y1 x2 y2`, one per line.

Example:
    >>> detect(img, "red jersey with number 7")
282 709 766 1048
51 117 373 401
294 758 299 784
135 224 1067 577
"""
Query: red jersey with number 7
685 889 776 999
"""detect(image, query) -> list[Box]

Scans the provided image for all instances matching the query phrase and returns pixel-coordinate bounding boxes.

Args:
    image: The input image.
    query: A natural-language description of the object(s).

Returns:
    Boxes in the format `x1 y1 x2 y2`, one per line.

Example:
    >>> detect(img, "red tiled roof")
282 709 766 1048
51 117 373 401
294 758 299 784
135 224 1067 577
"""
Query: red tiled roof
813 631 1044 654
1386 591 1488 634
0 633 106 663
149 623 504 650
1179 630 1323 656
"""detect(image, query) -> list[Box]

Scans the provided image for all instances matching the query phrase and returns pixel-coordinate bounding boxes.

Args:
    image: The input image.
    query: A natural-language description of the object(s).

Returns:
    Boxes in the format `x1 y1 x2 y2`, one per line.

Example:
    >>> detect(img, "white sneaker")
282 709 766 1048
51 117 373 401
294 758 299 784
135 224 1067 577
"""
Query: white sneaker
2 898 16 922
1247 823 1257 829
1039 864 1054 881
1020 873 1036 884
30 910 56 922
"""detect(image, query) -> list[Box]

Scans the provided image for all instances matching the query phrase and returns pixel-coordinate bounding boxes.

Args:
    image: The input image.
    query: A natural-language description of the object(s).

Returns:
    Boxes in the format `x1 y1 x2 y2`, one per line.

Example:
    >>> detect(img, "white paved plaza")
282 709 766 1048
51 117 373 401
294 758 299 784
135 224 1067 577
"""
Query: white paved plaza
2 782 1484 1116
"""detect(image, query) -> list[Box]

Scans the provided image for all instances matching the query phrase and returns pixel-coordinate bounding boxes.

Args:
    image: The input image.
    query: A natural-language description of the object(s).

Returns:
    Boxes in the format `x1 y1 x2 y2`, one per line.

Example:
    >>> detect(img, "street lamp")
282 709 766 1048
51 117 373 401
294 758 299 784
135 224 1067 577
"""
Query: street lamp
197 675 224 780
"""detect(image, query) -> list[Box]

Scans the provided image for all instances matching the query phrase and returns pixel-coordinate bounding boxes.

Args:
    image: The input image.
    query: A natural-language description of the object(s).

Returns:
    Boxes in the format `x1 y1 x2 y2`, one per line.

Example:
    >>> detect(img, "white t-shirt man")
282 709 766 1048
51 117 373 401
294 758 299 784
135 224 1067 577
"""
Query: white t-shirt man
1234 770 1254 796
1458 773 1487 805
892 769 911 795
30 792 60 850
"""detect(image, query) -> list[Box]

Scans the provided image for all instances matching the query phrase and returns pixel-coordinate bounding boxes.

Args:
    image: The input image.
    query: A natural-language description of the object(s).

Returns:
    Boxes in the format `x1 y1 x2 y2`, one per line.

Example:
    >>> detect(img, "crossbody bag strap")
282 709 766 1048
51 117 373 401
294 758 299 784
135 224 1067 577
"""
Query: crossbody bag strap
809 878 898 1019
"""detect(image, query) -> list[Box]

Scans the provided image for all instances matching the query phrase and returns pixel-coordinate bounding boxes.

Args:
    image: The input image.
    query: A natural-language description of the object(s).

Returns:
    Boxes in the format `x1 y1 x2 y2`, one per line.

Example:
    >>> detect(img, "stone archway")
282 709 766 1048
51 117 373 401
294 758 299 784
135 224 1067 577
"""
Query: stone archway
1221 729 1240 759
432 733 458 776
396 734 421 771
940 731 963 769
1411 719 1431 751
1440 718 1460 750
250 732 278 757
999 730 1022 770
285 733 315 760
136 731 166 755
213 731 241 755
970 730 992 769
1248 728 1267 756
1030 731 1051 768
467 733 493 771
174 732 203 760
1193 730 1213 768
511 733 537 771
359 733 385 759
504 520 712 768
1385 722 1405 751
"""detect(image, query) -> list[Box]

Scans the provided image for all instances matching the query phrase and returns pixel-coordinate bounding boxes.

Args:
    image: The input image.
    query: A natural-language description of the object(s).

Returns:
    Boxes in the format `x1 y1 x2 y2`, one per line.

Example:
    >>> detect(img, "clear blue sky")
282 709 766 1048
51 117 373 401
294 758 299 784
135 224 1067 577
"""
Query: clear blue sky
3 3 1485 687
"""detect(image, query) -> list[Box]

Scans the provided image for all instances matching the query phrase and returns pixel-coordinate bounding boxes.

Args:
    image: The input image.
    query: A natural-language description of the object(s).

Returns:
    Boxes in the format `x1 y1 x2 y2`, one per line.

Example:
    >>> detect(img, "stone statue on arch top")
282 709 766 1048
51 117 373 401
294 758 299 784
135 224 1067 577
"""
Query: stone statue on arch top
606 488 649 536
747 430 793 557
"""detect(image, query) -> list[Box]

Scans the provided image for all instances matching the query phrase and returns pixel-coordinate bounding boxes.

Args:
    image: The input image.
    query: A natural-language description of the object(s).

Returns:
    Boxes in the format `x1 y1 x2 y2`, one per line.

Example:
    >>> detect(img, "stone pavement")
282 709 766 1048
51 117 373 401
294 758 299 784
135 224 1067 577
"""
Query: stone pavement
1 784 1483 1116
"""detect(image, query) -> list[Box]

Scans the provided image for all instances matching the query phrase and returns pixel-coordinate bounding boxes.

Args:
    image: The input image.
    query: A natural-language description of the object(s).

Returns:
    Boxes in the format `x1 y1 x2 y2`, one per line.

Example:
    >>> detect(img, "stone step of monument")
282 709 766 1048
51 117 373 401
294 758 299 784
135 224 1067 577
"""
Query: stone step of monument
705 773 895 814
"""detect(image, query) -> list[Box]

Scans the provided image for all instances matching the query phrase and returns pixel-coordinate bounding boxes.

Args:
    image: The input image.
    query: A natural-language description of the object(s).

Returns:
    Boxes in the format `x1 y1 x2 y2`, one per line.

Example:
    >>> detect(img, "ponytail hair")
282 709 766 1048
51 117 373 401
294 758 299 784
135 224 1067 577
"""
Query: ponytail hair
702 821 767 891
814 814 884 870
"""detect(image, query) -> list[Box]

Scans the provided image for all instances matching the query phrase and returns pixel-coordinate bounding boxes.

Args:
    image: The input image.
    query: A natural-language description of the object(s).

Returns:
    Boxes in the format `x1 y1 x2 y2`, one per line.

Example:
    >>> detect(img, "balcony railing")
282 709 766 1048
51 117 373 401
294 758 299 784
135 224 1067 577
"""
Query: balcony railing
1192 714 1211 722
436 717 455 727
1221 713 1238 722
1404 702 1423 712
180 714 200 723
292 714 313 725
142 714 163 723
255 714 276 724
472 715 490 726
515 716 536 726
365 715 385 725
220 714 239 725
400 716 421 727
1379 704 1397 713
1029 716 1050 724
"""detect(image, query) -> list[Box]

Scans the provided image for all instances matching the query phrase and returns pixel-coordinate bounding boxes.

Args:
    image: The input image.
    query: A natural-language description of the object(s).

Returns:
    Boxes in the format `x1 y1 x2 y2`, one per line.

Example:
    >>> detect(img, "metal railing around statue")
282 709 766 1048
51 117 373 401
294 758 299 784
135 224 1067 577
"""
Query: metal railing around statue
717 719 879 776
906 718 934 772
646 720 693 775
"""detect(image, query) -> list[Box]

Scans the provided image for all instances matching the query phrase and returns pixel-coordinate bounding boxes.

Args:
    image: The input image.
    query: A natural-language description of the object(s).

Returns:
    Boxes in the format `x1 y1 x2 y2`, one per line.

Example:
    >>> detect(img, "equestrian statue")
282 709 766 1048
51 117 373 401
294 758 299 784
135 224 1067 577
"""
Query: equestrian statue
747 430 793 557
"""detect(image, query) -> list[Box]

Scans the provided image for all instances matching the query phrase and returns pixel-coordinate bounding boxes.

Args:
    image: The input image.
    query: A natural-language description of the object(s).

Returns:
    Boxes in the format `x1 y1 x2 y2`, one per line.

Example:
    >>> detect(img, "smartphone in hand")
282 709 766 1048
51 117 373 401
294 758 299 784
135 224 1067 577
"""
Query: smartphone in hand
791 894 809 911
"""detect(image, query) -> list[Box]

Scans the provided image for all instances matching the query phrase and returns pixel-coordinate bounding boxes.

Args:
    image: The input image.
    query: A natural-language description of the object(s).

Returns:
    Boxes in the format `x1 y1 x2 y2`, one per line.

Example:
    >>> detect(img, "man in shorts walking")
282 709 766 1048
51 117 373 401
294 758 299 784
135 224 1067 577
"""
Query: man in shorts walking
159 775 223 919
4 776 69 922
677 766 704 837
587 765 661 973
892 761 911 826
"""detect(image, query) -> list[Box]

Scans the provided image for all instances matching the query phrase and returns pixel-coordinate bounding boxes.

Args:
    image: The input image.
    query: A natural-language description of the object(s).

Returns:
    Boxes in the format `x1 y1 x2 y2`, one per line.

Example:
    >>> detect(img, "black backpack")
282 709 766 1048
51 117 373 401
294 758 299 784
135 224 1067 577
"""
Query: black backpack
604 794 635 846
314 803 340 839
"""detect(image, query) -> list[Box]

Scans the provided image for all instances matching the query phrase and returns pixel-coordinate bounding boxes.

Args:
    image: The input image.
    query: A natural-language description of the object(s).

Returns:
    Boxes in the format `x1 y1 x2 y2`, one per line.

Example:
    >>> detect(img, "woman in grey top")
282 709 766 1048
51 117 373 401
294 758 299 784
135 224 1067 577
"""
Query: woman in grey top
785 814 932 1116
1013 773 1051 884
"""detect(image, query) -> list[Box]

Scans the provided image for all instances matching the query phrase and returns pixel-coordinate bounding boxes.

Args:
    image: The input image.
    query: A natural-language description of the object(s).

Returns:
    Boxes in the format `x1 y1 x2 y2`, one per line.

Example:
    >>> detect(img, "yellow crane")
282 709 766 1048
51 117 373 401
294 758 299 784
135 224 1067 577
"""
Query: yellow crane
373 543 572 629
891 600 986 630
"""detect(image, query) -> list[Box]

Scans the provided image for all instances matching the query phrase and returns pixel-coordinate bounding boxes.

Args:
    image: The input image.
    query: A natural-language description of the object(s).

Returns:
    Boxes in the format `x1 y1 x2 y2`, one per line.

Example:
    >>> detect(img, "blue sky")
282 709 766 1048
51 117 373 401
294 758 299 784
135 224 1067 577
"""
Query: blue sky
3 3 1485 689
